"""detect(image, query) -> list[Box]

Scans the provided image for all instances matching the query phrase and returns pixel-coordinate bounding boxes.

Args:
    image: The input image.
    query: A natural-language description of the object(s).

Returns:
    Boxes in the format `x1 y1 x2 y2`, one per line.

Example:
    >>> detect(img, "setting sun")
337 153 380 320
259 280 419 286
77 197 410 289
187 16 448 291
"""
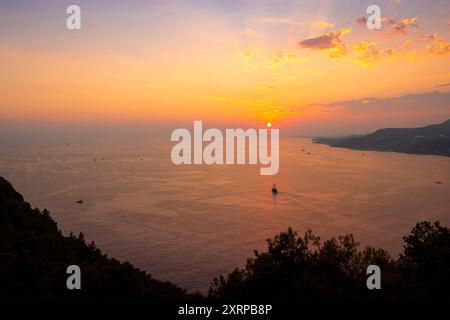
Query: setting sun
0 0 449 305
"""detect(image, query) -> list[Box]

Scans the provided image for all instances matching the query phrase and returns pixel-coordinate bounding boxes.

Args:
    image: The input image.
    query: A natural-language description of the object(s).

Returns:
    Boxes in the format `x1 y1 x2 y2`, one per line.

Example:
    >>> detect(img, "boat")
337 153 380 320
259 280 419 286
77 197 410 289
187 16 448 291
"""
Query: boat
272 184 278 195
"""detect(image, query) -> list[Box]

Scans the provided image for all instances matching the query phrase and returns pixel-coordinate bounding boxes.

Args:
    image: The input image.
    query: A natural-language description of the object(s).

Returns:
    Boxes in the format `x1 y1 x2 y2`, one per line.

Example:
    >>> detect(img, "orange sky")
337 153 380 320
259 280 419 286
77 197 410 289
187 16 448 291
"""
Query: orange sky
0 0 449 134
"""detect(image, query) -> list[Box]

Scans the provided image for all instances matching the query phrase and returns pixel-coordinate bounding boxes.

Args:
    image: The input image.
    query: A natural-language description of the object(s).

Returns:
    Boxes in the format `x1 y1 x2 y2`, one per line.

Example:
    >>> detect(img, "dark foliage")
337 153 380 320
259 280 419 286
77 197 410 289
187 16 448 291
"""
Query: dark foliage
209 223 450 300
0 177 191 300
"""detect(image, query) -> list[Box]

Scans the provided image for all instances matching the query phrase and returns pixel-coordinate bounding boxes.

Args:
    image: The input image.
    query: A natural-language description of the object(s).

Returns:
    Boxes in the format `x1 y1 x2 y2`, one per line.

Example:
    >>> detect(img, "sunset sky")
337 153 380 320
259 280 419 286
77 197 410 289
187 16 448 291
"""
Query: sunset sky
0 0 449 137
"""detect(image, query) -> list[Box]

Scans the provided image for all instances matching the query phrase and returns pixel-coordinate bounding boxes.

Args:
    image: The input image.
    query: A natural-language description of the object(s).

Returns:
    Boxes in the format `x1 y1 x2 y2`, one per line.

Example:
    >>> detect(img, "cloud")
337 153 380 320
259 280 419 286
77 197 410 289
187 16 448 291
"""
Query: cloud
343 15 449 64
403 32 450 56
400 17 418 25
426 35 450 55
355 16 367 26
351 31 450 64
299 34 338 49
287 91 450 136
352 42 383 64
391 17 418 34
299 28 351 58
351 41 405 65
302 14 447 64
404 32 436 46
312 21 336 29
356 15 418 35
240 49 308 75
327 91 450 113
267 52 307 68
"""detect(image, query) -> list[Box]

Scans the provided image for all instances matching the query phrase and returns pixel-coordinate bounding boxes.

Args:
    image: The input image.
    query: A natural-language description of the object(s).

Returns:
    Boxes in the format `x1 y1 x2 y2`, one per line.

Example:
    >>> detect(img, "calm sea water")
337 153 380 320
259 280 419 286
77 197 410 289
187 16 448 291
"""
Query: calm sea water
0 137 449 293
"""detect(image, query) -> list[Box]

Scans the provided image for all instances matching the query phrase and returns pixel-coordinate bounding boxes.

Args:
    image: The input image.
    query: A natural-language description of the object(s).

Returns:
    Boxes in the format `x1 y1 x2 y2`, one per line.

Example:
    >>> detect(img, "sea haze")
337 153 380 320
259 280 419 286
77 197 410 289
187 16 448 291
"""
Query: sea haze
0 137 449 293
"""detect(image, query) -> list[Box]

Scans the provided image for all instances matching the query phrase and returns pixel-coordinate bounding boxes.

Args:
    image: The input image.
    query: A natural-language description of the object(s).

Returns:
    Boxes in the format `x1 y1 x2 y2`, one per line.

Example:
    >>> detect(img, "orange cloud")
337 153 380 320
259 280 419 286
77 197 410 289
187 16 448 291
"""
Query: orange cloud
329 15 450 64
352 42 383 64
403 32 450 56
299 28 351 58
401 17 418 25
312 21 336 29
426 35 450 55
356 16 419 36
387 17 419 35
355 16 367 26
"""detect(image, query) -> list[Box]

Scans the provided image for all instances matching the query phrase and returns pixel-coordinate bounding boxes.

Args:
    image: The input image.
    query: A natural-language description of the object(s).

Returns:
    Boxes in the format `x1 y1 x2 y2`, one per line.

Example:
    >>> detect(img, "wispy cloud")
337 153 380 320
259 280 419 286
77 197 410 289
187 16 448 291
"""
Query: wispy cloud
327 91 450 112
403 32 450 56
239 48 308 78
299 28 351 58
355 16 419 35
391 17 419 35
312 21 336 29
426 35 450 55
355 16 367 26
307 14 449 65
352 42 384 64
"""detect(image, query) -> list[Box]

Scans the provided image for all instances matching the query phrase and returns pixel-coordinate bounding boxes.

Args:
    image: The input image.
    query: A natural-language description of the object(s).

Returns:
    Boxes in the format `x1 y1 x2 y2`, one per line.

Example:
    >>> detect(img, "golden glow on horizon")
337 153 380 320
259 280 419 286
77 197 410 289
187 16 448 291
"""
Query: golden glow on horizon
0 2 449 128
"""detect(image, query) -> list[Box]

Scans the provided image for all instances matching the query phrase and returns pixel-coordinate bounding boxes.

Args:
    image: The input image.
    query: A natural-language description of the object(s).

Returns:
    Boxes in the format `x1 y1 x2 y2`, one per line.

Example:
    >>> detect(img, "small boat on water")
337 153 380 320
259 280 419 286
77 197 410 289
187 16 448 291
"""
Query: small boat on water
272 184 278 195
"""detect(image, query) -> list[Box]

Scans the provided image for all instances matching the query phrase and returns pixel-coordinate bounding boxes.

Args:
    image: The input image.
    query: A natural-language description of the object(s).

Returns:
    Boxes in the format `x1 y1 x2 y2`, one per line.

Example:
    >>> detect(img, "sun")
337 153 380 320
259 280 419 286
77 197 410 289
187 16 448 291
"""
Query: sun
266 122 272 128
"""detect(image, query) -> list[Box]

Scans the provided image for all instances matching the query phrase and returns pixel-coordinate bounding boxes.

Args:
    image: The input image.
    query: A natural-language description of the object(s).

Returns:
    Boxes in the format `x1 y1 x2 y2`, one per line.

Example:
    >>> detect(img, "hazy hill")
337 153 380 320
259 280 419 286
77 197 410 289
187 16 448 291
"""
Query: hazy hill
313 119 450 156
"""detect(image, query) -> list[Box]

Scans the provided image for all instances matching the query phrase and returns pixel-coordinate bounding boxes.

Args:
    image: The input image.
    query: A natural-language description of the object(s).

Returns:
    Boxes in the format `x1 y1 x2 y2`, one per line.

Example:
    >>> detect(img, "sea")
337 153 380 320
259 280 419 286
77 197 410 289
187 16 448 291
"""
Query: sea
0 137 449 293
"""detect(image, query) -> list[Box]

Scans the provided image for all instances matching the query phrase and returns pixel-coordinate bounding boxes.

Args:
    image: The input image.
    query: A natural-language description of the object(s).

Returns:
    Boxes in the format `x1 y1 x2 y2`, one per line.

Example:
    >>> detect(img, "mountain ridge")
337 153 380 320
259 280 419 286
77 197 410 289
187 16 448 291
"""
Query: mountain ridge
313 119 450 156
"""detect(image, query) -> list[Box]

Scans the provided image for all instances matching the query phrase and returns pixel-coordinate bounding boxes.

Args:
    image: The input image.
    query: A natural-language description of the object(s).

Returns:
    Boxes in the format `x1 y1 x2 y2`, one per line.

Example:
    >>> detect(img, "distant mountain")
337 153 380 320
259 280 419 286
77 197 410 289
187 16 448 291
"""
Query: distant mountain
313 119 450 156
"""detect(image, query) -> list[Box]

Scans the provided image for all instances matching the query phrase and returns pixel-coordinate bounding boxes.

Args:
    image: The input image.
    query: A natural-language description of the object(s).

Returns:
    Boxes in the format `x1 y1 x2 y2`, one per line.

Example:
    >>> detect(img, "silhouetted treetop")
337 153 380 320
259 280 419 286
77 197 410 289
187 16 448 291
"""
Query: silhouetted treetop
209 222 450 300
0 176 192 300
